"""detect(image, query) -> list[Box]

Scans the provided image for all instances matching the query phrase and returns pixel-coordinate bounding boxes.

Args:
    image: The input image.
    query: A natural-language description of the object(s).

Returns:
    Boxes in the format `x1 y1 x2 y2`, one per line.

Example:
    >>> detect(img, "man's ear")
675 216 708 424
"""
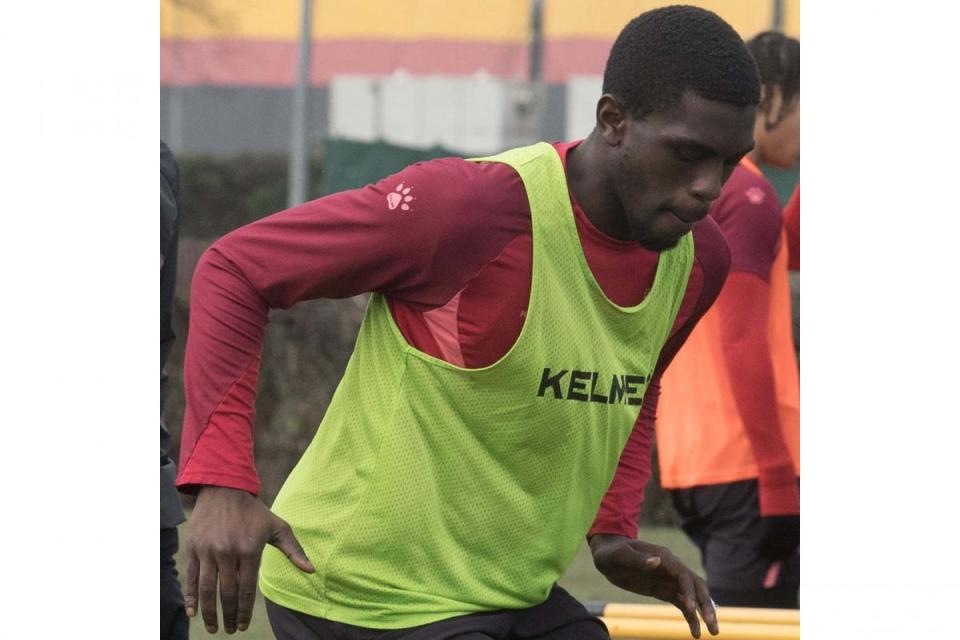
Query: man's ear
596 95 628 147
759 84 784 129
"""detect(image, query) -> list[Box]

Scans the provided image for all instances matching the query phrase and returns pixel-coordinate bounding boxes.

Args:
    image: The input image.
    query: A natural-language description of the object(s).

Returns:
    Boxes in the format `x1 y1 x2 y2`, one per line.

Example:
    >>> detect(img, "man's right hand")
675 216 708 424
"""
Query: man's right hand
184 486 315 635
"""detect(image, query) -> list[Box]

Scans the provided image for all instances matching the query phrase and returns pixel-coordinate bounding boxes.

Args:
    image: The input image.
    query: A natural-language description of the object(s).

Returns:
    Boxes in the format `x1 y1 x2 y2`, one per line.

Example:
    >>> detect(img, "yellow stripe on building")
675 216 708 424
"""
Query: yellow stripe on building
160 0 299 40
160 0 529 43
785 0 800 37
544 0 799 40
314 0 528 42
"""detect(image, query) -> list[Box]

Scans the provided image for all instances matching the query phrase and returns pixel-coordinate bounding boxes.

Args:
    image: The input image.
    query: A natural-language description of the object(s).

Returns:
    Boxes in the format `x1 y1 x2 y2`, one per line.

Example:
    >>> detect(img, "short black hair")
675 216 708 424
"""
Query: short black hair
748 31 800 129
602 5 761 120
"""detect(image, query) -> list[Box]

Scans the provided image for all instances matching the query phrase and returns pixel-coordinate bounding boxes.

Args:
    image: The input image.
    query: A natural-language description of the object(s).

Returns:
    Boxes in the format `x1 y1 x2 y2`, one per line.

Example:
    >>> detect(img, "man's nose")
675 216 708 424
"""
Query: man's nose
689 162 724 203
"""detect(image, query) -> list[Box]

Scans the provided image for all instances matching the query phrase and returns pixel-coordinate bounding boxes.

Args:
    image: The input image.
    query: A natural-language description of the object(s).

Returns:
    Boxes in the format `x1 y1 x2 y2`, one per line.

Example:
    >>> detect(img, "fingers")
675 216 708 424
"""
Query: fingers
184 536 259 634
218 555 240 634
198 552 221 633
268 517 315 573
675 571 701 639
236 553 259 632
184 548 200 619
693 576 719 636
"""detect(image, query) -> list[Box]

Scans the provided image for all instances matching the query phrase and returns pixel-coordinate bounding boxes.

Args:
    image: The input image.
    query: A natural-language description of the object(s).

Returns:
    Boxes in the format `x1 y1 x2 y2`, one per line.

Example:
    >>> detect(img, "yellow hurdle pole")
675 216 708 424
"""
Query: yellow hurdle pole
601 603 800 626
600 617 800 640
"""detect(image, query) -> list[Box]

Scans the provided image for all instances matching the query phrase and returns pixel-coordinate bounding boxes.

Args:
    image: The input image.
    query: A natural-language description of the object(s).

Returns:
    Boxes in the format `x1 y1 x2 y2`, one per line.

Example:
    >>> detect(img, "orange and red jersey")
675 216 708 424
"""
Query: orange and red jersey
654 159 800 515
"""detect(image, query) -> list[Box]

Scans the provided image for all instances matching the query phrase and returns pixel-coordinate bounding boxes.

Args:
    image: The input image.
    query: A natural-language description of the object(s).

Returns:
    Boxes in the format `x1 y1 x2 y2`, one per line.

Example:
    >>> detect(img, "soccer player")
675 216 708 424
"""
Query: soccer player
177 7 760 639
654 31 801 609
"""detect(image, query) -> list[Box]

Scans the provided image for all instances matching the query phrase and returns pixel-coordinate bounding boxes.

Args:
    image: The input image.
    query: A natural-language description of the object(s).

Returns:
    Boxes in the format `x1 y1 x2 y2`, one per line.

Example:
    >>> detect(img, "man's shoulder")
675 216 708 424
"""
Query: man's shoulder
727 162 773 188
719 164 781 214
369 155 530 284
710 164 783 240
398 154 523 190
709 164 784 275
394 154 530 223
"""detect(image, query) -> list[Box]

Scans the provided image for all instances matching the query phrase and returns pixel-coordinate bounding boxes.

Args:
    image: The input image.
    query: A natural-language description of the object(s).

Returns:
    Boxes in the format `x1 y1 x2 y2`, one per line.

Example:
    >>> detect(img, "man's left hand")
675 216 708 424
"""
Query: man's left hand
590 534 718 639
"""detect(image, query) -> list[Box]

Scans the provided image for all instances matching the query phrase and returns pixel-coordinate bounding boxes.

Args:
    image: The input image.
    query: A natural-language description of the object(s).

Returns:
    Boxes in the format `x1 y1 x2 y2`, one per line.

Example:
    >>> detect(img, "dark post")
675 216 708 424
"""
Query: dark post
772 0 785 30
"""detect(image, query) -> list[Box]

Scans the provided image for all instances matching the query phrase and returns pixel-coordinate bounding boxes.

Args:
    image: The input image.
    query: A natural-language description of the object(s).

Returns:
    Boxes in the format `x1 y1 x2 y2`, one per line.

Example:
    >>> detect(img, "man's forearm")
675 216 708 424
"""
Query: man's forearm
176 245 269 495
723 339 798 513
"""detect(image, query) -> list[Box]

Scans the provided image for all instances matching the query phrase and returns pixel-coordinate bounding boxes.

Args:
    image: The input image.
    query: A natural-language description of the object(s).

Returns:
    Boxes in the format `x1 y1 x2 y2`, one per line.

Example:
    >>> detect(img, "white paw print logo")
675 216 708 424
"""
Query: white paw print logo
745 186 765 205
387 183 415 211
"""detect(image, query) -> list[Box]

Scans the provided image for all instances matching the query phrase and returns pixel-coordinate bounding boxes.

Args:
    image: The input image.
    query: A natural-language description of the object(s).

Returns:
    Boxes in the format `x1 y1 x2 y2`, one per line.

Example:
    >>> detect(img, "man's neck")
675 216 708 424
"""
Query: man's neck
565 133 630 241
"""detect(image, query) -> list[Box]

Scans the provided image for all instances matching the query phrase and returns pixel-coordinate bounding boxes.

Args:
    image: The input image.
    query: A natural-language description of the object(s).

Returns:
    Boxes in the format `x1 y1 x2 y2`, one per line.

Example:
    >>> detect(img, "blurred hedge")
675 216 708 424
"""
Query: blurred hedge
175 153 326 238
165 145 677 527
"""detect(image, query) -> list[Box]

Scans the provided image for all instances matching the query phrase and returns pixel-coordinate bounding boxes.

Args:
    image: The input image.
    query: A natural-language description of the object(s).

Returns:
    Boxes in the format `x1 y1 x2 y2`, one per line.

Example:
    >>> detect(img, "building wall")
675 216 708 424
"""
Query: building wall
160 0 799 155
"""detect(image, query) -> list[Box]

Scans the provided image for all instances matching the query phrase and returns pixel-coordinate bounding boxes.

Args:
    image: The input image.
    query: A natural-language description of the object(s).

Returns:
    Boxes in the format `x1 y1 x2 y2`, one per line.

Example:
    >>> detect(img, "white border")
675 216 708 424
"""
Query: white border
0 1 155 635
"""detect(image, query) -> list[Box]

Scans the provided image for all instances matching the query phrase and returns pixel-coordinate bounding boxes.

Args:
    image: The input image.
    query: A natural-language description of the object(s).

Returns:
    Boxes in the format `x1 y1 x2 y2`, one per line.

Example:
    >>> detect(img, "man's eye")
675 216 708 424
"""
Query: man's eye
675 148 701 163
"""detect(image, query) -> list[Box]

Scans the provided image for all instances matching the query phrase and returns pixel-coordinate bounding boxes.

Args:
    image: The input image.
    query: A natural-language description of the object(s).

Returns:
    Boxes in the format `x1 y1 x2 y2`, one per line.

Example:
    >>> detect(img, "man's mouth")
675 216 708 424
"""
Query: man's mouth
658 208 703 235
669 207 708 224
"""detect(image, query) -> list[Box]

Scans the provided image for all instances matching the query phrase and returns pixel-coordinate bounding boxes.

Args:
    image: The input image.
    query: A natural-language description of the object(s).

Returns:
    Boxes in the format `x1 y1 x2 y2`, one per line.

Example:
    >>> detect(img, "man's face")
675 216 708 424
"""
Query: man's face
610 91 756 251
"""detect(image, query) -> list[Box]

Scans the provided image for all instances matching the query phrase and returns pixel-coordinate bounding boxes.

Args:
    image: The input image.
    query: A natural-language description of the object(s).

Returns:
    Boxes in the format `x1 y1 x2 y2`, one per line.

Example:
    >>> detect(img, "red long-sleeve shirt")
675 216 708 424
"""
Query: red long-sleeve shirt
176 141 732 539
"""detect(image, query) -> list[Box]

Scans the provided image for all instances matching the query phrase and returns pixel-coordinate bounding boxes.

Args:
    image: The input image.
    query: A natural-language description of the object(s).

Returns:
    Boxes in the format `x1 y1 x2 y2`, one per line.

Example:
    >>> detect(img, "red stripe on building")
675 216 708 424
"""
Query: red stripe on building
312 39 527 81
162 39 297 87
543 39 612 83
162 39 528 87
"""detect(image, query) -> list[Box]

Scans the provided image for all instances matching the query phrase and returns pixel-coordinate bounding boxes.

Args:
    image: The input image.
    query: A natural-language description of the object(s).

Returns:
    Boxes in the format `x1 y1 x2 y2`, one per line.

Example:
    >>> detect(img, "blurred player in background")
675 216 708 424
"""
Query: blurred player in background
161 140 189 639
654 31 801 609
783 183 800 359
176 7 762 639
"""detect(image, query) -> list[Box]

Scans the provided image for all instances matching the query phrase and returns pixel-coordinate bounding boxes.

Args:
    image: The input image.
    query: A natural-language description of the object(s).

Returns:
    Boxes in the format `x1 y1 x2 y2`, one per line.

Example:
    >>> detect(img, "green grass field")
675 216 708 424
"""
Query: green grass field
174 524 701 639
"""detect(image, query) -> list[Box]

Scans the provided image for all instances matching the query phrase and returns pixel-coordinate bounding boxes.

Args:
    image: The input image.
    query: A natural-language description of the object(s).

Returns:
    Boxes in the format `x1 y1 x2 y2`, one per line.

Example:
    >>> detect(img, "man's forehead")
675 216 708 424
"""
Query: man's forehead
651 91 756 154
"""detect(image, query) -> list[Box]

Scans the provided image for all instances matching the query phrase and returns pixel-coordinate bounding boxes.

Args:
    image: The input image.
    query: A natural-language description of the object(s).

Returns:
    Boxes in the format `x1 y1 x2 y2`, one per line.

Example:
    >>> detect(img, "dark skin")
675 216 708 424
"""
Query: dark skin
567 90 756 252
185 90 756 637
572 90 756 639
184 486 314 634
590 535 717 638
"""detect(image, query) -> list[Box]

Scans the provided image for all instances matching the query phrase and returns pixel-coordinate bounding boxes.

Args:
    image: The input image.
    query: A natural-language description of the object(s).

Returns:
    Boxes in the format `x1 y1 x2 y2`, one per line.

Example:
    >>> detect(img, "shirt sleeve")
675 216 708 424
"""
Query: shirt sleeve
711 170 782 281
712 170 798 515
176 158 513 494
716 272 800 515
589 218 731 539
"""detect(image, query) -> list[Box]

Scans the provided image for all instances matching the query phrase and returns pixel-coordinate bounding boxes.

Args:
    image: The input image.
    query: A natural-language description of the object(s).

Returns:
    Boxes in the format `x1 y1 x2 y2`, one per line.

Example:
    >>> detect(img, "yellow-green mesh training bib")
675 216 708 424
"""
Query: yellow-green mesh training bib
260 143 694 628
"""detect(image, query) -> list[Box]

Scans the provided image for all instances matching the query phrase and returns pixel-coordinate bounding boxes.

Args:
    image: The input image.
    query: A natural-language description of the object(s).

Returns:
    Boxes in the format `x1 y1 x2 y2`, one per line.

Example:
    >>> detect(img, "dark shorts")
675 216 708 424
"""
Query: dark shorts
265 585 609 640
161 527 189 640
670 479 799 609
